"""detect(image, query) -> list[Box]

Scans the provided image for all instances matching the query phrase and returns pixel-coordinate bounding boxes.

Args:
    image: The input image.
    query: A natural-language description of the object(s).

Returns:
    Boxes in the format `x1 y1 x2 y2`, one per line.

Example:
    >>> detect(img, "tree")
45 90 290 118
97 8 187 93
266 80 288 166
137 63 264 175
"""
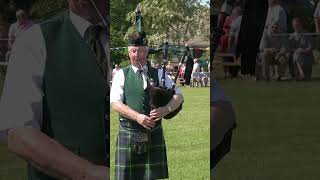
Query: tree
30 0 67 22
126 0 209 46
110 0 142 65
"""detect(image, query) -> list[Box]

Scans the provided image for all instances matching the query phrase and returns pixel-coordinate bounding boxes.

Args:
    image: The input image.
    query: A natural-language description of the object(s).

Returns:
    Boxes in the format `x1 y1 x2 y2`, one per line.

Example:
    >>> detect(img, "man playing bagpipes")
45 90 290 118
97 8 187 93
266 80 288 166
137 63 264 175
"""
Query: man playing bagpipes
110 27 184 180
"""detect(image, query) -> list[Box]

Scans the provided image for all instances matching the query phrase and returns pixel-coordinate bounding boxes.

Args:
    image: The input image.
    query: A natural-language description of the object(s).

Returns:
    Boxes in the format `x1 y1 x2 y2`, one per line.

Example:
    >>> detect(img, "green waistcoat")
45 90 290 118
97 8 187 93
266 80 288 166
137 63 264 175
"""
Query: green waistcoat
119 65 159 129
28 11 109 180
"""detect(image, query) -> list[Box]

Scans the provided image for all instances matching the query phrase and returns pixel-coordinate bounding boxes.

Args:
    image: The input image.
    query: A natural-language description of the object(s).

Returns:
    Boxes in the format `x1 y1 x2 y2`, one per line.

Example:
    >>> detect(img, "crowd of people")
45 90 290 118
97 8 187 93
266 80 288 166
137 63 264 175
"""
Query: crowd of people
112 57 210 88
0 9 34 62
217 0 320 81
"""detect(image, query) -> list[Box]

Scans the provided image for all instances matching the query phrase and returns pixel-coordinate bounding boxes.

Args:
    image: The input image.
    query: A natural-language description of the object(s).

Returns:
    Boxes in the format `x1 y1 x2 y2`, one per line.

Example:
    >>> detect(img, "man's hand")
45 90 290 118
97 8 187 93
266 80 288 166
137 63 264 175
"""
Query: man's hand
136 114 155 130
149 107 170 122
83 165 109 180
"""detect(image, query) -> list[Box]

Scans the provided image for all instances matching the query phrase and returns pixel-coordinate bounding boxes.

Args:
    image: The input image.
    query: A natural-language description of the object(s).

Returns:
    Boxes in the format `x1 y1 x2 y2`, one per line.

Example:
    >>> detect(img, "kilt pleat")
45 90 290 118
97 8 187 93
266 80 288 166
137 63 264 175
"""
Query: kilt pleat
114 125 169 180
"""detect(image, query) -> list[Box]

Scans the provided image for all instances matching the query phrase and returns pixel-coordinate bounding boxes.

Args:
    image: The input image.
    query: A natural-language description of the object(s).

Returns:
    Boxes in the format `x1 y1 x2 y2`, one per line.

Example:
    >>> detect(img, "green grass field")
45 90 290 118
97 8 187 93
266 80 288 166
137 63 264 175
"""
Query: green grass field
214 65 320 180
0 77 210 179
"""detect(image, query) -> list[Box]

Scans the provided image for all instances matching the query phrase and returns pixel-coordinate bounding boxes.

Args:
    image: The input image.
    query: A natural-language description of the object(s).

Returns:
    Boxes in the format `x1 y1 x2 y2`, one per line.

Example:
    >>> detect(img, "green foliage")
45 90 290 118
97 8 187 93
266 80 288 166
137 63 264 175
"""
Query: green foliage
30 0 67 21
119 59 130 68
126 0 209 46
110 0 142 66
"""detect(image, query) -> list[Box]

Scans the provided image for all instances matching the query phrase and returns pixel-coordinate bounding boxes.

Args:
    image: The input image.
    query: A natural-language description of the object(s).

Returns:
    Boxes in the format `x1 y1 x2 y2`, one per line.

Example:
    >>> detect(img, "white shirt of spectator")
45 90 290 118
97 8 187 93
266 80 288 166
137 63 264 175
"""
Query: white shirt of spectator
265 4 287 33
8 20 34 40
112 67 121 78
0 11 109 134
314 2 320 18
192 62 200 73
110 64 181 104
229 15 242 46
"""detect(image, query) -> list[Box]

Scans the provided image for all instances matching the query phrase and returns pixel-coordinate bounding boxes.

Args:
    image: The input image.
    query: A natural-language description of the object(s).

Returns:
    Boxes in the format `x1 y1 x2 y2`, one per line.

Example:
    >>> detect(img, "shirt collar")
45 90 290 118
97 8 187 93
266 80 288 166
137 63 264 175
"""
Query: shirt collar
131 64 148 74
69 10 92 38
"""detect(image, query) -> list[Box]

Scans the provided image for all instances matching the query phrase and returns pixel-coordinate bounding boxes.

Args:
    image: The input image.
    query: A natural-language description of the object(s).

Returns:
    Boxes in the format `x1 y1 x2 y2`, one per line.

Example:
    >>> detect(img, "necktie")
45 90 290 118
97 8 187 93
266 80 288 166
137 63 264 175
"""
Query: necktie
137 70 144 84
84 25 109 80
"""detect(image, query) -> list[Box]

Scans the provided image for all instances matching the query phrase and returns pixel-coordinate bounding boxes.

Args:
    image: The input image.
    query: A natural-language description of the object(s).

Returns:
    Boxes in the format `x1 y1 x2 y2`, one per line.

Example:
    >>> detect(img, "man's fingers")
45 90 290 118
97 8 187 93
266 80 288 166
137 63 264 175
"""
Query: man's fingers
145 116 153 121
146 120 155 127
143 124 151 130
149 112 159 117
149 115 159 120
153 118 161 122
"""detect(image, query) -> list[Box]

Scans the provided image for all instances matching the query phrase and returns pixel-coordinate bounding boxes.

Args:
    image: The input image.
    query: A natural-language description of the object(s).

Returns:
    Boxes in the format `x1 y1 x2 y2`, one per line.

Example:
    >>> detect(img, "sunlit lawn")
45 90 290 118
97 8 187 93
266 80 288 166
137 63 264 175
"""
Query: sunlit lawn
214 64 320 180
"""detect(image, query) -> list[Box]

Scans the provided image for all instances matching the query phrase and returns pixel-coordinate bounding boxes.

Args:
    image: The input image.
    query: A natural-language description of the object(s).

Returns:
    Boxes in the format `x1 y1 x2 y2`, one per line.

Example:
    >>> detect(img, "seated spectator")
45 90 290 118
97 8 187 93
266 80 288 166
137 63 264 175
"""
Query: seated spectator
8 9 34 50
220 7 242 79
200 67 209 87
260 22 287 81
287 17 315 80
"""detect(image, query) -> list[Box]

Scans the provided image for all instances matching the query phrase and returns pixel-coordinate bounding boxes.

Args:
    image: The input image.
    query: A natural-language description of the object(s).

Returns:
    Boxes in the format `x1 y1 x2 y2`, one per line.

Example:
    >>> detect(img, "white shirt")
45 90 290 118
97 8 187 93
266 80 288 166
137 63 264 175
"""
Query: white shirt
229 16 242 43
265 4 287 33
0 11 109 135
8 20 35 40
192 62 200 73
110 64 181 104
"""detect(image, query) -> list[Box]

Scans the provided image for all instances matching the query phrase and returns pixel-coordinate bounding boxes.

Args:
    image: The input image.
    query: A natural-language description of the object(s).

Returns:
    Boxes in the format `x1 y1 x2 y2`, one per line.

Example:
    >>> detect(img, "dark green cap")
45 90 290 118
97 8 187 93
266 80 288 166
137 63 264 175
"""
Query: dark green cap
128 32 147 46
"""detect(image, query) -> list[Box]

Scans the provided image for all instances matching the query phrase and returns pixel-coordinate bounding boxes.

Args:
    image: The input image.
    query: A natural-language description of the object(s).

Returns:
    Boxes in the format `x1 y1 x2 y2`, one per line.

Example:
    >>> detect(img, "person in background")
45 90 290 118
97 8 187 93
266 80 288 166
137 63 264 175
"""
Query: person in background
200 67 209 87
8 9 34 50
259 22 288 81
112 63 121 79
313 1 320 59
191 58 200 87
153 62 161 69
228 6 243 53
287 17 315 80
265 0 287 33
165 61 173 71
220 6 242 79
258 0 287 74
228 6 243 78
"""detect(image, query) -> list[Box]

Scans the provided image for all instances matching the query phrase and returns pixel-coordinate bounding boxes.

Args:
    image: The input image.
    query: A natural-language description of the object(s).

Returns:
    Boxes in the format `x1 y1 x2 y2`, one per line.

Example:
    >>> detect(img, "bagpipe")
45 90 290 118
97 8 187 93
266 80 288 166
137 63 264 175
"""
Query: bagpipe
134 7 183 119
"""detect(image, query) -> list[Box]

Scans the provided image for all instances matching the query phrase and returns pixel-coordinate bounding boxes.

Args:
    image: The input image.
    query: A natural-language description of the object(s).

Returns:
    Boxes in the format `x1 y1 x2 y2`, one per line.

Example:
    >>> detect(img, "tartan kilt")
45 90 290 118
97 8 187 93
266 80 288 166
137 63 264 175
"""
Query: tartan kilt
114 124 169 180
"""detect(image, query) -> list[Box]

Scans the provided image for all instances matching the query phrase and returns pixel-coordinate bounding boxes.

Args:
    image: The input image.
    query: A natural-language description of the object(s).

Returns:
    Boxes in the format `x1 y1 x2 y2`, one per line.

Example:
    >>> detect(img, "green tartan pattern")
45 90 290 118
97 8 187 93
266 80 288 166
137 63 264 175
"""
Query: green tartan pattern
114 125 169 180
